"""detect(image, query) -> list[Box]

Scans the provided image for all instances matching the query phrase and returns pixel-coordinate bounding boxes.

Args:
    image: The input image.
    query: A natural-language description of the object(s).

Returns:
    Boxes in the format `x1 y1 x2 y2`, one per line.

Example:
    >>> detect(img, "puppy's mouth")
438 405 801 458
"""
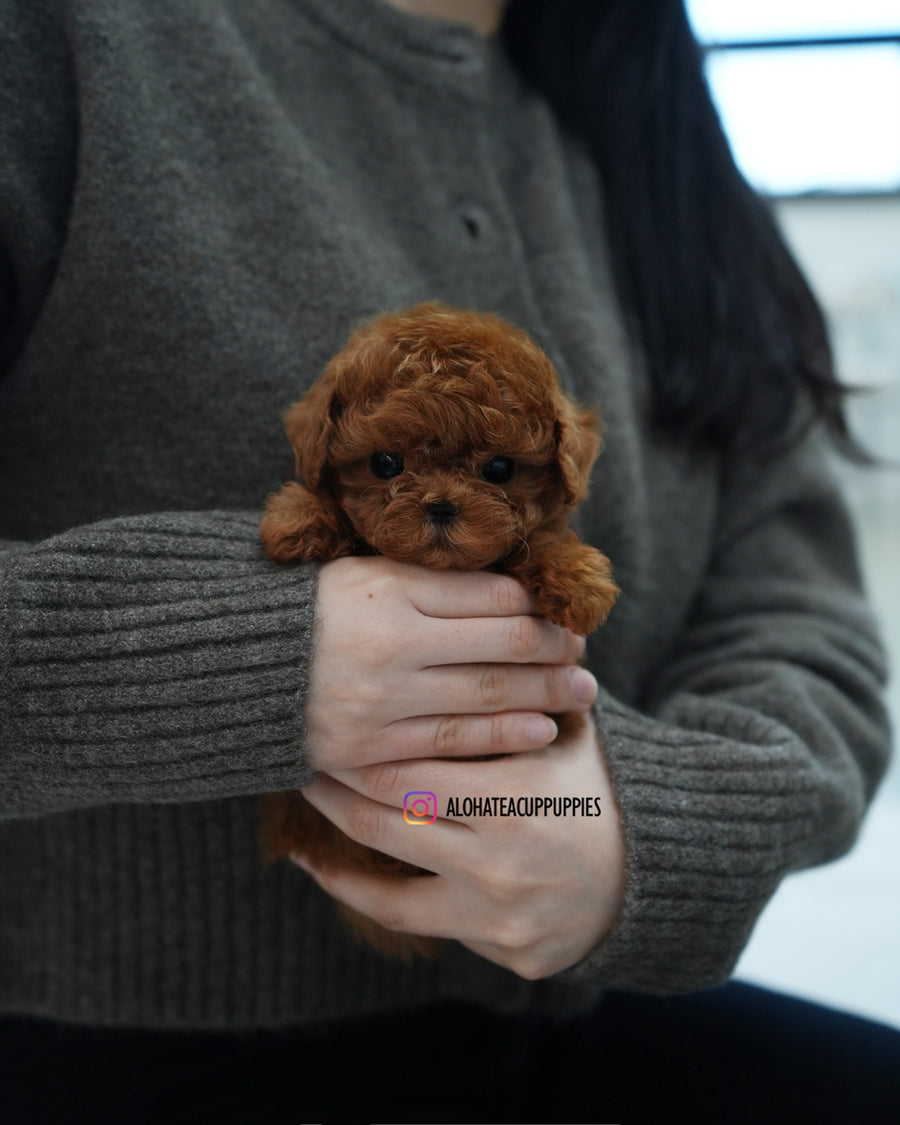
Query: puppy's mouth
361 492 523 570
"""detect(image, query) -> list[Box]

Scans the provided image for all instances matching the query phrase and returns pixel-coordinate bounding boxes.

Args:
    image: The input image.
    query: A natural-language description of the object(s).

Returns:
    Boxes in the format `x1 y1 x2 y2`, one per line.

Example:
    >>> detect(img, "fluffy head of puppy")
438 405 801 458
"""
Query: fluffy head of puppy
276 302 599 570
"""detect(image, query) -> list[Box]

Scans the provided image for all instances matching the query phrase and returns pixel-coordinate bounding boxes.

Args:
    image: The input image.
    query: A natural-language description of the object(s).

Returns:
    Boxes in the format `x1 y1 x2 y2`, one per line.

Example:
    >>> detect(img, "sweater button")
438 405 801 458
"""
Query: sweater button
458 203 489 240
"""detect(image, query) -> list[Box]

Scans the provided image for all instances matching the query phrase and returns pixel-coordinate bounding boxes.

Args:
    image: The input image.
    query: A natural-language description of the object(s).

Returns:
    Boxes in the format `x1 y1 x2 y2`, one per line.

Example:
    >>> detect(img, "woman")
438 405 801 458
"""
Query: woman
0 0 895 1119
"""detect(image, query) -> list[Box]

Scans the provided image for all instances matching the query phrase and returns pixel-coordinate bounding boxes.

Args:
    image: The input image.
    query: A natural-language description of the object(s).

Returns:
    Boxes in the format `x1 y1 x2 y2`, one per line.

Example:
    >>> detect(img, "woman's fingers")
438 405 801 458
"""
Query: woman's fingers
416 662 597 717
383 710 559 759
404 567 541 619
419 610 585 669
309 705 563 770
297 773 474 876
357 662 596 727
319 557 584 669
308 556 593 769
311 660 595 766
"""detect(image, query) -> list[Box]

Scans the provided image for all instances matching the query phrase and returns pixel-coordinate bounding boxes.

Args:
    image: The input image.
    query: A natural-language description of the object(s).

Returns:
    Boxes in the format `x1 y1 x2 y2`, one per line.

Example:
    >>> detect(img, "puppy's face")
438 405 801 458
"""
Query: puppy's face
331 391 561 569
287 304 599 569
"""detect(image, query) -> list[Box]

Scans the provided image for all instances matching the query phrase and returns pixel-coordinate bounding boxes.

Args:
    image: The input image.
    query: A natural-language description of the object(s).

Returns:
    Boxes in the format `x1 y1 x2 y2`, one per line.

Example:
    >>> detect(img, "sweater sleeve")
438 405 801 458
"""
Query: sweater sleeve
568 426 891 993
0 513 319 818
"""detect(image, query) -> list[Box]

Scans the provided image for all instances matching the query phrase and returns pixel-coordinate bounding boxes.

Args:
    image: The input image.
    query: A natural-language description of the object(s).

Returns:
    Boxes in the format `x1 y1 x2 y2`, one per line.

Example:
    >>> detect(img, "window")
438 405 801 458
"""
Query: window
685 0 900 195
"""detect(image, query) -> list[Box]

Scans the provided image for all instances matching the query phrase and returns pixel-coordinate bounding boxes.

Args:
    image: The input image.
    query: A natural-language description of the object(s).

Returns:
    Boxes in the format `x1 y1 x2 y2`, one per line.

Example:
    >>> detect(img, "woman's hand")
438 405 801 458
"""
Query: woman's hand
293 712 625 979
306 556 599 771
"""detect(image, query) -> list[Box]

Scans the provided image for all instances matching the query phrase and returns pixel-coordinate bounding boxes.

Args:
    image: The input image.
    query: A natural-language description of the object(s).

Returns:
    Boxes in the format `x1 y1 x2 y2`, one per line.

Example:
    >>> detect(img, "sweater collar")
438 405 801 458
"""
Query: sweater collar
300 0 489 74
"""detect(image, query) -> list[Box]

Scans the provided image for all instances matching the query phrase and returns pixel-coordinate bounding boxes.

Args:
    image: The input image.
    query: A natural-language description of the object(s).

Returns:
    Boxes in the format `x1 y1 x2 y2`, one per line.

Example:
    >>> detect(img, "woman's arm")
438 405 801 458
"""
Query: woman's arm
0 529 597 818
571 423 890 991
0 512 319 816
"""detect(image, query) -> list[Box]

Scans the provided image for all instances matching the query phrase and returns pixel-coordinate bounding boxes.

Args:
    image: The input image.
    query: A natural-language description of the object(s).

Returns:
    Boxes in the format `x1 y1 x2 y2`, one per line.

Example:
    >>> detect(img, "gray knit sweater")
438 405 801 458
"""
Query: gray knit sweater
0 0 890 1029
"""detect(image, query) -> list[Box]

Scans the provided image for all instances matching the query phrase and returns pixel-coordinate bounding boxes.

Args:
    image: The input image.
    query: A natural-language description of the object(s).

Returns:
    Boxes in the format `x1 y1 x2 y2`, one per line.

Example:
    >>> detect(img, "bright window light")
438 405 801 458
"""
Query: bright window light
705 45 900 195
686 0 900 43
684 2 900 195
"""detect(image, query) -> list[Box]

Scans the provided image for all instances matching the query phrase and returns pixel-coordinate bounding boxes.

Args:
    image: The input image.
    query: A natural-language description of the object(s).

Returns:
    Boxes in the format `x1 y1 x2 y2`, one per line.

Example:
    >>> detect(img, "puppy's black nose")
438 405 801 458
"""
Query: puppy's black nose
426 501 459 526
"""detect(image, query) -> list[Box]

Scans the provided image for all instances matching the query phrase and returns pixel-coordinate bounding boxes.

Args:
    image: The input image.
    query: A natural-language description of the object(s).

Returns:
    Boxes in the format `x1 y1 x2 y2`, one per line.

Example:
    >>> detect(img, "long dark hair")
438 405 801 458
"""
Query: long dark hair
502 0 858 454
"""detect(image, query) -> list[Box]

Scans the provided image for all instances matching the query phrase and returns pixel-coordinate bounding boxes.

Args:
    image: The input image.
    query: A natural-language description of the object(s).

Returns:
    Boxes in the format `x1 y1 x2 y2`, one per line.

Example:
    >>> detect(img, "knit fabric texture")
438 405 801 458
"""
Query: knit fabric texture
0 0 890 1028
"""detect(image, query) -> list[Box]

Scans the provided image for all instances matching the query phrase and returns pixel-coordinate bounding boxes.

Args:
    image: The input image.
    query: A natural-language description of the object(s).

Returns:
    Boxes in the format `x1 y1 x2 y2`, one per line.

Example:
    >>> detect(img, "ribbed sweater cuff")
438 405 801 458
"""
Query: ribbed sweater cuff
565 690 832 993
1 511 318 816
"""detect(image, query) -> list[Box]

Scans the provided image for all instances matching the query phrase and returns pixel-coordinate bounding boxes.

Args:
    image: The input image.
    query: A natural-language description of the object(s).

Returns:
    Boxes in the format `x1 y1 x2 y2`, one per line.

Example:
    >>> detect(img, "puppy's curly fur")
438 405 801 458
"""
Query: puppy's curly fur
259 303 619 958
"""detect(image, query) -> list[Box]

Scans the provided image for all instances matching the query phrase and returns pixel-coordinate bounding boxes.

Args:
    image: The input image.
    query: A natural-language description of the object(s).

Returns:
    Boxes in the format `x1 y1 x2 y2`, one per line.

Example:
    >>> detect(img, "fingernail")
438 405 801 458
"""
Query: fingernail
527 715 558 743
571 668 598 703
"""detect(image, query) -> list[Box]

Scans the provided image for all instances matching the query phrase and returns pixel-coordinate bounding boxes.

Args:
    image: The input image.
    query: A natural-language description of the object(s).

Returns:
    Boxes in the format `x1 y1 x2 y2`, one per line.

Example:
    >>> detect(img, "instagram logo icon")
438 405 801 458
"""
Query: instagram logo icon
404 792 437 825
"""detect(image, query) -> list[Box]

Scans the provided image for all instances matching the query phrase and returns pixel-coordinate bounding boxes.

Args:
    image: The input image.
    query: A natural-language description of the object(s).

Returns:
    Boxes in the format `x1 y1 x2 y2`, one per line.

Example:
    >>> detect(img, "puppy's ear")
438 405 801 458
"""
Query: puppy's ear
556 399 601 507
284 366 342 490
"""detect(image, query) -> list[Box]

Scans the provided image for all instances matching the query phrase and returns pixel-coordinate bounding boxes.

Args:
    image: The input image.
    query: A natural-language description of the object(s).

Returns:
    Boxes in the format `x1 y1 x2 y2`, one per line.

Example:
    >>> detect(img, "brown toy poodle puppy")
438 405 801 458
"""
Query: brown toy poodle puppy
259 302 619 958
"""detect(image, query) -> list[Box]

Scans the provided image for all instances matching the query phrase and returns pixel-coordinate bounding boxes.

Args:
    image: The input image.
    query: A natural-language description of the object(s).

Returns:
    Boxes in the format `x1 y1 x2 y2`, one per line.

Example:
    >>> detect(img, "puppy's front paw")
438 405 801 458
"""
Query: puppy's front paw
554 572 619 635
260 481 352 562
531 545 620 635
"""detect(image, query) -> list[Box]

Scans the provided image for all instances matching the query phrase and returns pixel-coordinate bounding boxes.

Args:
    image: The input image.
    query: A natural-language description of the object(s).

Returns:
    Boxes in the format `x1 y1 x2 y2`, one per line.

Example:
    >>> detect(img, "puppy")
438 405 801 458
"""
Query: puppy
259 302 619 958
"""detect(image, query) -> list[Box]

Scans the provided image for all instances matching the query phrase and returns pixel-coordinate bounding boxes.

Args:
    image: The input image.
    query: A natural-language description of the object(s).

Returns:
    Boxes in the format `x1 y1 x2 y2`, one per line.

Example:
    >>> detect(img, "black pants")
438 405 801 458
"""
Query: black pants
4 983 900 1123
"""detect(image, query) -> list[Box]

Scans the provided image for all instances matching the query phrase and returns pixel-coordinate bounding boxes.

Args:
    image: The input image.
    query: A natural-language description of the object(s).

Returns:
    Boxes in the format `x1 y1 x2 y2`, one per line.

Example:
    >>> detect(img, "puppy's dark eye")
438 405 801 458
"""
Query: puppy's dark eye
481 456 515 485
370 452 405 480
